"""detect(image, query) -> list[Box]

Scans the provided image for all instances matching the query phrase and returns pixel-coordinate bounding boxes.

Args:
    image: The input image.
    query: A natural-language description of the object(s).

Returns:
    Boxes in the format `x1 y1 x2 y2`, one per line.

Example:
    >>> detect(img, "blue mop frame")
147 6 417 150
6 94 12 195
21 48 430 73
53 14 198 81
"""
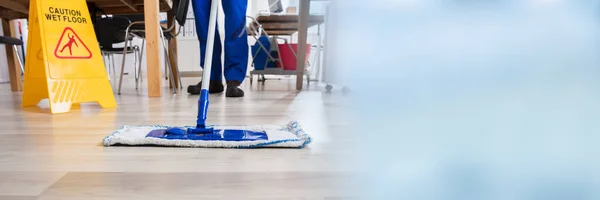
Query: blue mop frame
145 87 269 141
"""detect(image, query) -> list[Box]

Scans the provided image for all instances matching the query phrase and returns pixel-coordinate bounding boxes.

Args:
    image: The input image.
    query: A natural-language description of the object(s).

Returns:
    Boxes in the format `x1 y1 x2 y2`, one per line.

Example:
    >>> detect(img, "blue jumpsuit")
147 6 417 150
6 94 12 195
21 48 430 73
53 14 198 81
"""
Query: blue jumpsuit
192 0 248 83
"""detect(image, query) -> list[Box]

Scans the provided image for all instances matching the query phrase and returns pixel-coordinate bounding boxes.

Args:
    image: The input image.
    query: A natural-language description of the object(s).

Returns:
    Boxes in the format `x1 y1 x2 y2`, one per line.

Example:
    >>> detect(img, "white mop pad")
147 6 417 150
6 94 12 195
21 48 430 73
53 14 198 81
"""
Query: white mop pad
102 121 312 148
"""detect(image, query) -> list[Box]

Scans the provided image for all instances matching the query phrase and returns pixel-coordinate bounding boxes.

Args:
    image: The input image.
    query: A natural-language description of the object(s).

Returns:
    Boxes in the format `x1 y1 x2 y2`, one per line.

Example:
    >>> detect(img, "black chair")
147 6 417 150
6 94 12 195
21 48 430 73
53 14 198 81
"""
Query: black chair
117 0 190 94
122 0 189 39
94 16 143 93
0 36 25 75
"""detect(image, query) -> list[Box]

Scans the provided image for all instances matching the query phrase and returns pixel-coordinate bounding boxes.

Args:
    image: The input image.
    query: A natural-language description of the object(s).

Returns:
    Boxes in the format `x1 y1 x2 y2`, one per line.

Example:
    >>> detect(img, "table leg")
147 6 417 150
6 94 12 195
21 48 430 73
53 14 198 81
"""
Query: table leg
144 0 162 97
296 0 310 91
314 24 322 84
2 19 22 91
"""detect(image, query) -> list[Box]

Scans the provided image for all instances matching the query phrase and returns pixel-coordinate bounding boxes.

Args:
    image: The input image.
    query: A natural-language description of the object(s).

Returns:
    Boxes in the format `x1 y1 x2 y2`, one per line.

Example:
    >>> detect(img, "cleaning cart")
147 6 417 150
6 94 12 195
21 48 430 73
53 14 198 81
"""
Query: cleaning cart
246 16 311 85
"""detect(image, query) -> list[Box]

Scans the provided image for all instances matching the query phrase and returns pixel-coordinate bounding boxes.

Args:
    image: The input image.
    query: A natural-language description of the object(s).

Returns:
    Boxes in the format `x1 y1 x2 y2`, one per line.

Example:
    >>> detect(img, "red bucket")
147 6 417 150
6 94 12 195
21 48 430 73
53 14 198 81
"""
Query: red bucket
277 44 311 71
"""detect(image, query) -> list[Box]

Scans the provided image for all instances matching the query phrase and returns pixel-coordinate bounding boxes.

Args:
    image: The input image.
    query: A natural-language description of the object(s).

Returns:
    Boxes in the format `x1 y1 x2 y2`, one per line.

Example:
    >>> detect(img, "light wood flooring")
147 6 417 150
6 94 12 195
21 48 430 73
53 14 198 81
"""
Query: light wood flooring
0 78 355 200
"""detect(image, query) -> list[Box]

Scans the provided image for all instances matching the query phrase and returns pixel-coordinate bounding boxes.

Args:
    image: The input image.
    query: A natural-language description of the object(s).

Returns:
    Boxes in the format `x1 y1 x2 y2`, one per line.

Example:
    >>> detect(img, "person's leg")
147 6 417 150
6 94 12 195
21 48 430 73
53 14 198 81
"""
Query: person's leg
222 0 249 97
60 44 67 53
188 0 224 94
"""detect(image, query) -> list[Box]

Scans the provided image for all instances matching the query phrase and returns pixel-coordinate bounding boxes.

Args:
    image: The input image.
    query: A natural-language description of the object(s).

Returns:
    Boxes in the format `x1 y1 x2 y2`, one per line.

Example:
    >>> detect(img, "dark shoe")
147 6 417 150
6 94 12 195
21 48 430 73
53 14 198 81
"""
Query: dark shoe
187 80 224 95
225 80 244 97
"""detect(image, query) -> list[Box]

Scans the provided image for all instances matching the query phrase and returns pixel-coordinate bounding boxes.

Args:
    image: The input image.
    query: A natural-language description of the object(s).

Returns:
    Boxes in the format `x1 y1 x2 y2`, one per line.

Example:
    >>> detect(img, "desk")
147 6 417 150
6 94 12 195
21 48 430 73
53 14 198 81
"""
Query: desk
0 0 174 97
250 15 324 36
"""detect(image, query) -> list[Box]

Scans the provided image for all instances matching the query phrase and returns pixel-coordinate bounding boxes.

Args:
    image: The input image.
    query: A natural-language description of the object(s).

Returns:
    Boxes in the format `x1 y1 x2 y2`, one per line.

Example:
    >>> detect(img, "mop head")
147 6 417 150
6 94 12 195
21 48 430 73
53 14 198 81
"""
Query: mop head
102 121 312 148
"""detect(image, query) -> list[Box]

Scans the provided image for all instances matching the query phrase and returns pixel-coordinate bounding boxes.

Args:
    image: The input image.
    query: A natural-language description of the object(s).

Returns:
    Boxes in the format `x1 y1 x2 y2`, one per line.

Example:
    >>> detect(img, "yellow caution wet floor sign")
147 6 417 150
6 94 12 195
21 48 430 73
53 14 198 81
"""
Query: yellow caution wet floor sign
22 0 116 114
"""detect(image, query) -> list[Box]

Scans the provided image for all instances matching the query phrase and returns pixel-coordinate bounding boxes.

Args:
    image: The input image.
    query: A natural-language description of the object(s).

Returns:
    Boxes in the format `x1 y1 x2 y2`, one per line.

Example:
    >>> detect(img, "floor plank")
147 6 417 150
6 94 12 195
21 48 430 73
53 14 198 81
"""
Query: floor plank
0 78 354 199
0 172 66 196
37 172 352 200
0 196 38 200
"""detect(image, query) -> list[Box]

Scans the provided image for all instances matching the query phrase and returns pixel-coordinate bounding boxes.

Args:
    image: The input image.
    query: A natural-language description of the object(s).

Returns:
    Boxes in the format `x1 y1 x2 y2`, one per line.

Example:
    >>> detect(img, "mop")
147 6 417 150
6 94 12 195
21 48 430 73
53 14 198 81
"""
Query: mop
102 0 311 148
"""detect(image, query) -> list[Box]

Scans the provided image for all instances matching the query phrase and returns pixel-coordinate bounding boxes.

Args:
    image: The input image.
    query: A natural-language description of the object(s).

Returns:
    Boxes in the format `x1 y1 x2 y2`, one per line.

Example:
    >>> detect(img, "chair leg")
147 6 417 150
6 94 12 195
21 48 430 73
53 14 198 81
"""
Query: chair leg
12 45 24 75
164 53 169 80
110 54 115 82
134 47 139 90
117 51 126 95
102 52 108 79
139 39 145 82
104 52 111 81
118 44 131 95
110 54 117 82
119 30 136 95
110 54 117 81
160 31 176 94
133 47 138 79
164 41 168 80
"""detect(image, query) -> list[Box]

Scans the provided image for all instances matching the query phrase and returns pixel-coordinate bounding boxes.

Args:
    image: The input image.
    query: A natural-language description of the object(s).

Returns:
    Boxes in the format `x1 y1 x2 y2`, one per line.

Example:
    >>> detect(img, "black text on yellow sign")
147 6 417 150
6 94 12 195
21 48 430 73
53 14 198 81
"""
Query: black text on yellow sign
44 7 88 24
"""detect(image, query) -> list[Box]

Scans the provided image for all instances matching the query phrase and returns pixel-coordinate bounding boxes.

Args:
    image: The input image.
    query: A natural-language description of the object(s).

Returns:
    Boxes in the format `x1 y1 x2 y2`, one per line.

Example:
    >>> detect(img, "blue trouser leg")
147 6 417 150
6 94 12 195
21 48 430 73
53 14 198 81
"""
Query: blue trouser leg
222 0 249 83
192 0 223 81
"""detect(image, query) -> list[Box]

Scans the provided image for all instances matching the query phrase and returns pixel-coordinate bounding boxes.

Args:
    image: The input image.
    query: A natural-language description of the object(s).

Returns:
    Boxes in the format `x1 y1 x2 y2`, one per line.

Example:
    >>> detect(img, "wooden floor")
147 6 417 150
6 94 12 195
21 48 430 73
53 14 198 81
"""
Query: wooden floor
0 78 355 200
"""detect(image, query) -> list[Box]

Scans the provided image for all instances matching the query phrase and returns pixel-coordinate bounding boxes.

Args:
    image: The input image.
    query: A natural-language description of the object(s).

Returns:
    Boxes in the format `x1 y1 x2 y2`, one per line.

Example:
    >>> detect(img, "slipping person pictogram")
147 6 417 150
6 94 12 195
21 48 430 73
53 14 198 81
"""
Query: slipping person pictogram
59 34 78 55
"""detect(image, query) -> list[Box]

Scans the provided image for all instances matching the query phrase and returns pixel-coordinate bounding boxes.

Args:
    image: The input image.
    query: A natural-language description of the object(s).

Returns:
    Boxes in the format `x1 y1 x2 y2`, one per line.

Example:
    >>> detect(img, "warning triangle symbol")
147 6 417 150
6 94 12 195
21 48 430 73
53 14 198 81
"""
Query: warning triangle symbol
53 27 92 59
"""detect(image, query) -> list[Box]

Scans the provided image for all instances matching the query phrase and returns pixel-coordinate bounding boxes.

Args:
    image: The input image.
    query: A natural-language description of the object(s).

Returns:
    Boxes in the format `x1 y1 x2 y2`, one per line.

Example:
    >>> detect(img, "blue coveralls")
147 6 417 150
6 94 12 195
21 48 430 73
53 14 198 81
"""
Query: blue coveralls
192 0 248 83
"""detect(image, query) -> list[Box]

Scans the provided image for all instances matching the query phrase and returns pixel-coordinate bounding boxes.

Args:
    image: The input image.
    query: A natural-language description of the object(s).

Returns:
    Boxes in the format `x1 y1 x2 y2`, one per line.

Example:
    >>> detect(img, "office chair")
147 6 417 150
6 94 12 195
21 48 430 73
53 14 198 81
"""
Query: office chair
117 0 190 94
0 36 25 75
94 16 142 90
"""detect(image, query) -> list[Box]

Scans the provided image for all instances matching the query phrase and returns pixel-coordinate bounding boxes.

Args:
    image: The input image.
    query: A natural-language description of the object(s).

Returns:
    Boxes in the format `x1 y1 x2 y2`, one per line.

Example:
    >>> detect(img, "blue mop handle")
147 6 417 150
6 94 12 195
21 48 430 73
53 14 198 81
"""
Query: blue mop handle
196 0 219 128
196 90 210 128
